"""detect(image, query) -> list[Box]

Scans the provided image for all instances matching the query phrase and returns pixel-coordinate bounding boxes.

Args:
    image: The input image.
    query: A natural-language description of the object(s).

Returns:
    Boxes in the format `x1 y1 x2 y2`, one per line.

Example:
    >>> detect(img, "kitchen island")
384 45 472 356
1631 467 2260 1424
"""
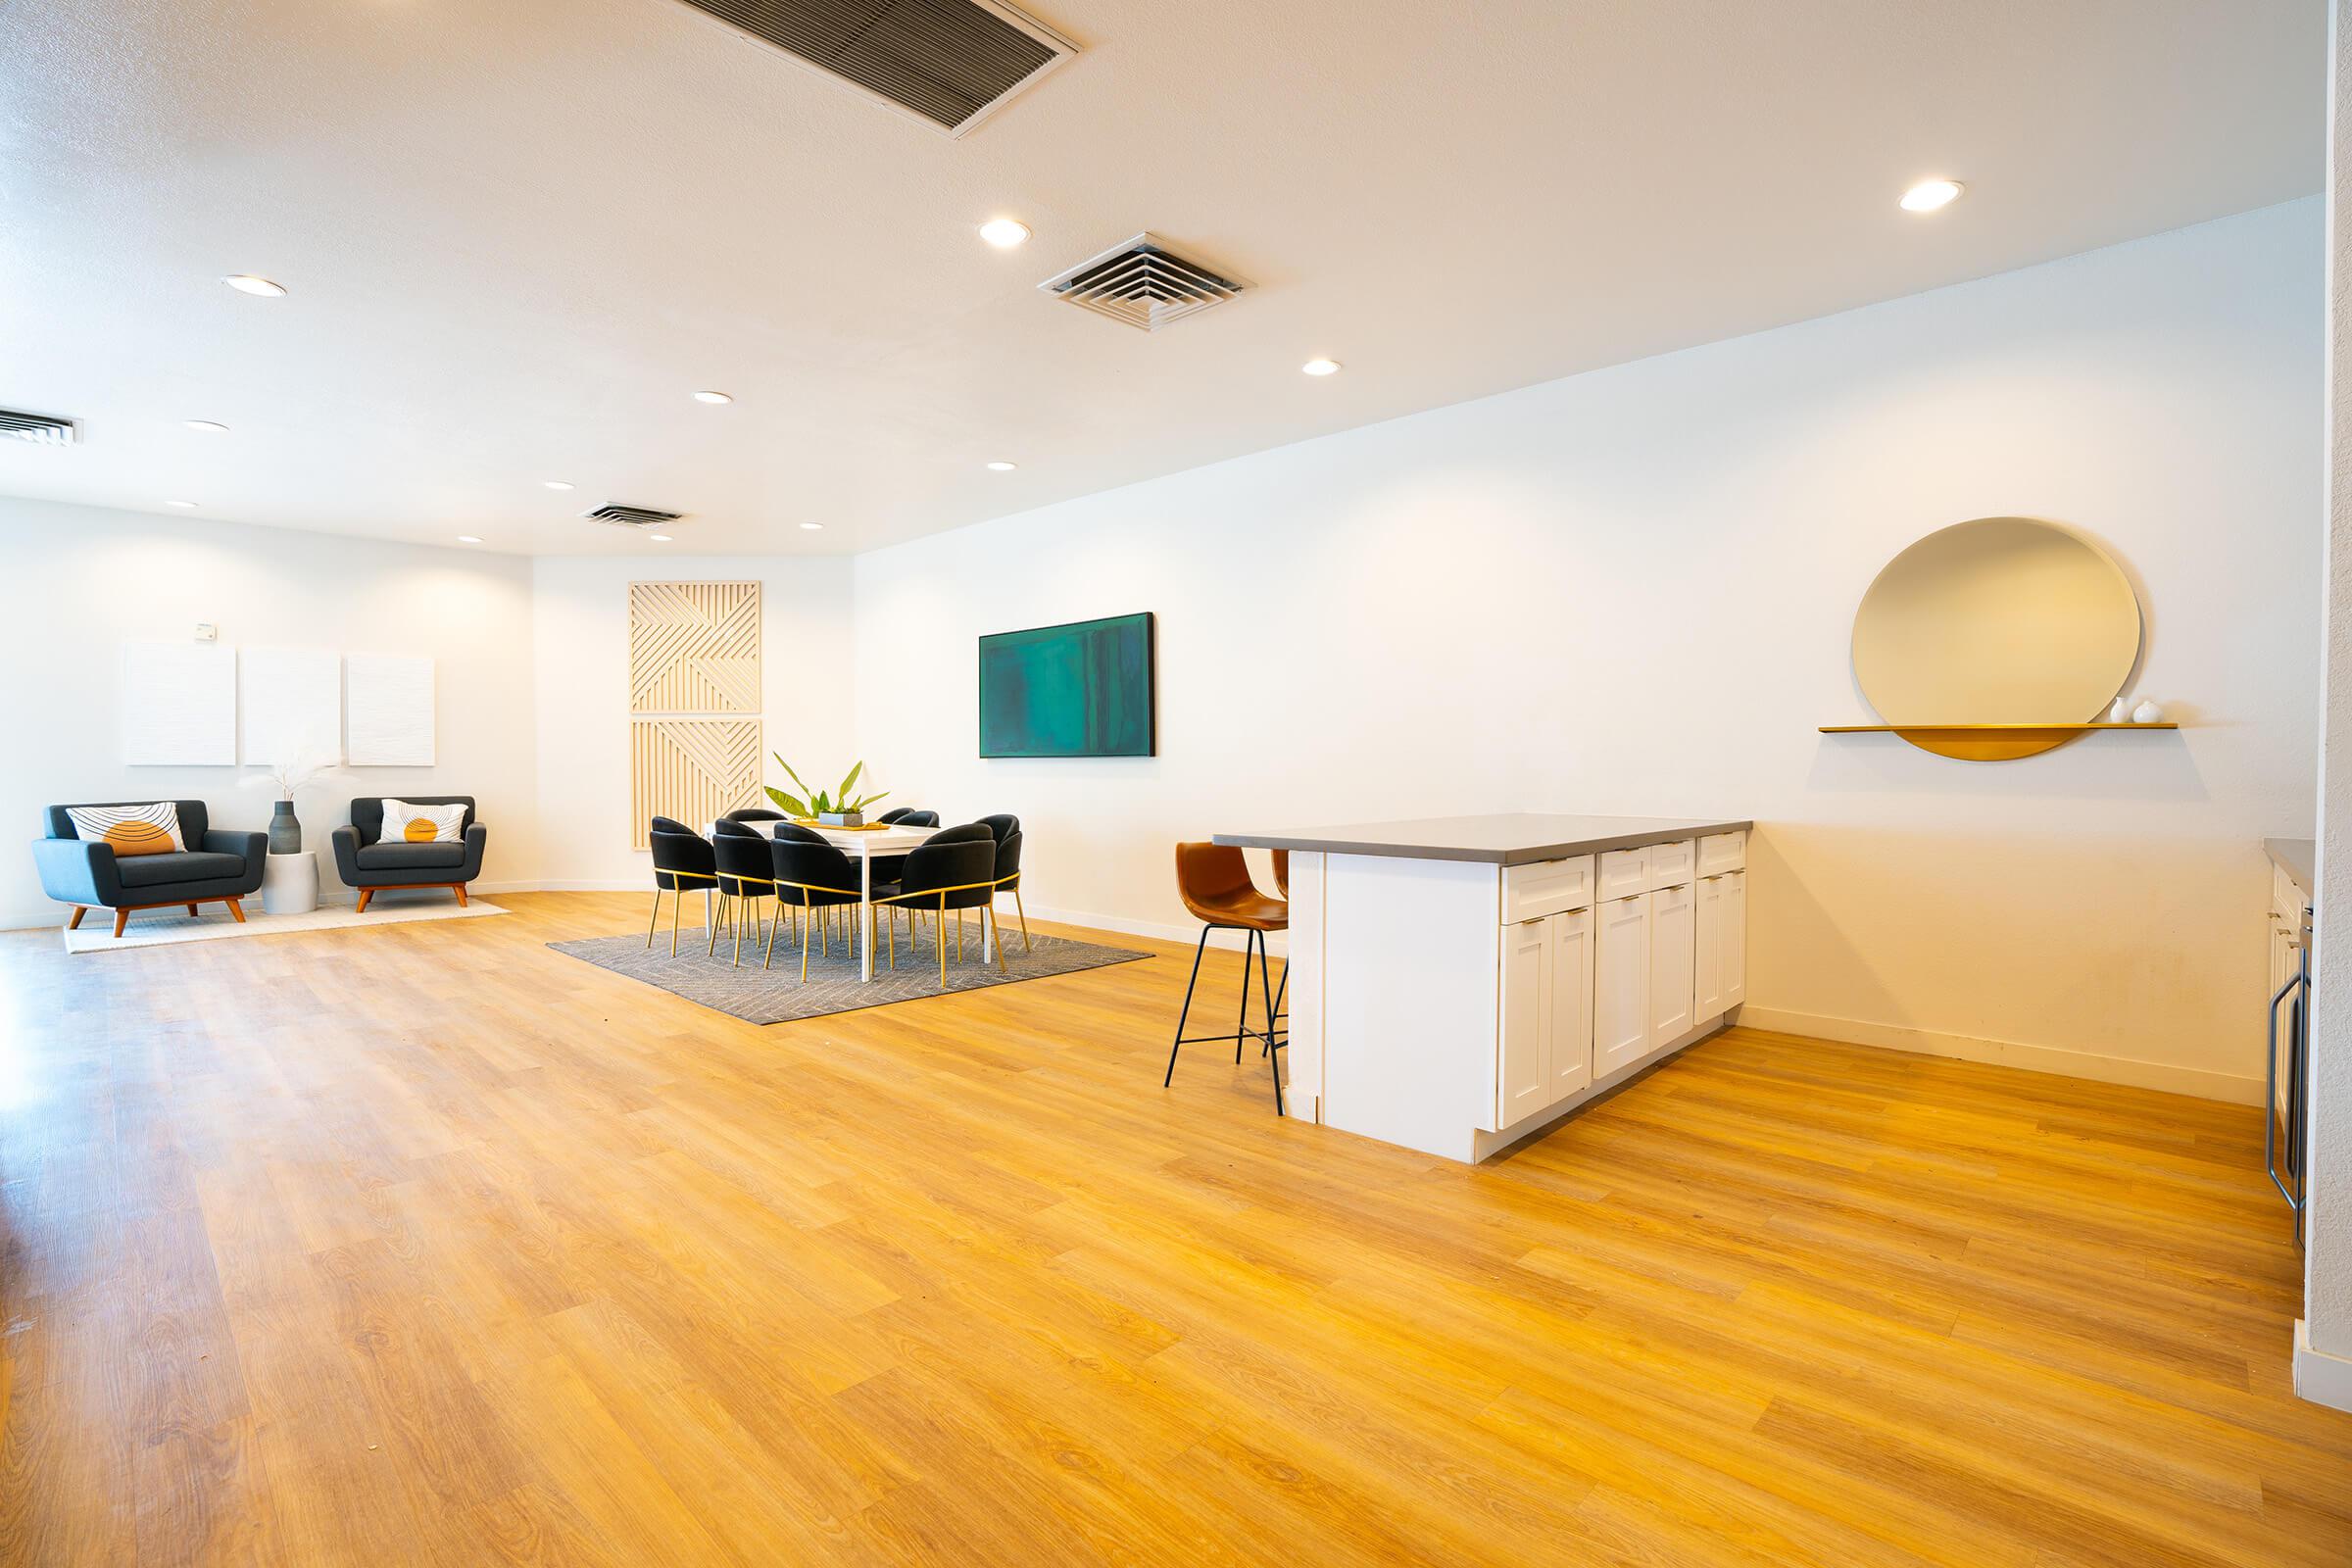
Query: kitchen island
1215 813 1751 1161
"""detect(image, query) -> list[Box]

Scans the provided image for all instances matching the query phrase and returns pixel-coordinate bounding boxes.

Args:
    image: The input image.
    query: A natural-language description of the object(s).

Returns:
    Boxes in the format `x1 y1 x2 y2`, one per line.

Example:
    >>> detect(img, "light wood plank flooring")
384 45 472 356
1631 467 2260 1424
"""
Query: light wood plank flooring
1 891 2344 1566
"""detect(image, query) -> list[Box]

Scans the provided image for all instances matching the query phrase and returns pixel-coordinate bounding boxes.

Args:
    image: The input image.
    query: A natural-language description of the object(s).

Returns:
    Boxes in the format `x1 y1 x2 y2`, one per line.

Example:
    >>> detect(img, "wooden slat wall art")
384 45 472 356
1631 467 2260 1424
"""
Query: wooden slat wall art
629 581 761 714
630 718 762 850
630 581 762 847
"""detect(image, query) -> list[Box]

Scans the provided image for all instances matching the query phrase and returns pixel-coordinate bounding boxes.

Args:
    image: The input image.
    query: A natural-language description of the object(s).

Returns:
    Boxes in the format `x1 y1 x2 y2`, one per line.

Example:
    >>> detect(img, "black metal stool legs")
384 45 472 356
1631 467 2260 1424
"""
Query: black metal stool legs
1164 924 1286 1114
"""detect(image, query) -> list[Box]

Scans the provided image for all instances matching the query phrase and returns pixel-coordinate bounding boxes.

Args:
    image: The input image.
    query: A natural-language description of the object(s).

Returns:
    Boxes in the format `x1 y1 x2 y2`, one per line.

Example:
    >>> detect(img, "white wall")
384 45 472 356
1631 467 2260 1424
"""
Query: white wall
0 497 541 925
529 555 857 889
853 199 2324 1103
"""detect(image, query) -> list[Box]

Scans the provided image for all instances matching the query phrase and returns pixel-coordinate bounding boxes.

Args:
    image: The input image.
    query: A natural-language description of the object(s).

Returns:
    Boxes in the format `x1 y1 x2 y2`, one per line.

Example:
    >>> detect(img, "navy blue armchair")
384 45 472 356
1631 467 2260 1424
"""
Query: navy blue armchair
331 796 487 910
34 800 266 937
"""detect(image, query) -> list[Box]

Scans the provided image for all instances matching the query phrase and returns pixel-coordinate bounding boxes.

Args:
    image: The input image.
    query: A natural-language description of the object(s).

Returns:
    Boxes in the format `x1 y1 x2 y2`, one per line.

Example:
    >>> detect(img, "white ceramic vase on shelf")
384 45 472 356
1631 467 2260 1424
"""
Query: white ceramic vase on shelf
2132 700 2164 724
2107 698 2131 722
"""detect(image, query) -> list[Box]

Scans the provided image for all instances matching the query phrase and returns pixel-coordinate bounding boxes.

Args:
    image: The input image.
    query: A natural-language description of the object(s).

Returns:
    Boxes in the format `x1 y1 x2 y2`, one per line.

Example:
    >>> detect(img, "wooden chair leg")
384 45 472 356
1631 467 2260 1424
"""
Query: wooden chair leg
66 906 85 931
225 898 246 923
113 908 129 938
357 889 374 913
453 884 467 907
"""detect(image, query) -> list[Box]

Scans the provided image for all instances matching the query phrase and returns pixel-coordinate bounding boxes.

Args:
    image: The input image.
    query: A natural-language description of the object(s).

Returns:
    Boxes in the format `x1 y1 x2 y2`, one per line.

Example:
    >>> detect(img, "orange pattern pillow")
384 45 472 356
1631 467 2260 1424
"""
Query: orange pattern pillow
380 799 466 845
65 802 186 858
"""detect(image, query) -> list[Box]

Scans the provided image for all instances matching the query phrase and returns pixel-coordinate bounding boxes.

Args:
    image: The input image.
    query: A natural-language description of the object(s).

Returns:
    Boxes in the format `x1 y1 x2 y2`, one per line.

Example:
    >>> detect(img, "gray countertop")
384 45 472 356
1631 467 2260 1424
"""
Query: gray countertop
1213 812 1751 866
2266 837 2315 899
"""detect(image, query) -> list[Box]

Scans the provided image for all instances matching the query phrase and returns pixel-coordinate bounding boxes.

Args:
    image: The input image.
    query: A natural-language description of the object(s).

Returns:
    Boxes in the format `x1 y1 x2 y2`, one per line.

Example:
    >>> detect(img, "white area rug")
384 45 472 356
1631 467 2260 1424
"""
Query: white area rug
62 896 506 953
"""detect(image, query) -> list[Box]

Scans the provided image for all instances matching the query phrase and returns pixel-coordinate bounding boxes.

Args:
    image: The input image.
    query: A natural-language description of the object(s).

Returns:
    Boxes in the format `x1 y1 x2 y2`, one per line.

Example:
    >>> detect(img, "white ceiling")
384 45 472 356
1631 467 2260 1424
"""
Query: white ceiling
0 0 2325 557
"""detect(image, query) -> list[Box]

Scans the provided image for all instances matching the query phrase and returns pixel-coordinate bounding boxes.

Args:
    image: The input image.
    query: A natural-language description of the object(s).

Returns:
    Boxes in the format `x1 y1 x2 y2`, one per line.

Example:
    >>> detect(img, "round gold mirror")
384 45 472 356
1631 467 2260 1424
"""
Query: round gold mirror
1851 516 2140 760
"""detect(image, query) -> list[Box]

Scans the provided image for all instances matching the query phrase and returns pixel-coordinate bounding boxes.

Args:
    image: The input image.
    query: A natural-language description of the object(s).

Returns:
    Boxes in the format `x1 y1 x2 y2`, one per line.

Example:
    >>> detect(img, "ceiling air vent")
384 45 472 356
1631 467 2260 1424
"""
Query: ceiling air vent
1039 232 1248 332
583 504 685 528
0 409 79 446
670 0 1076 137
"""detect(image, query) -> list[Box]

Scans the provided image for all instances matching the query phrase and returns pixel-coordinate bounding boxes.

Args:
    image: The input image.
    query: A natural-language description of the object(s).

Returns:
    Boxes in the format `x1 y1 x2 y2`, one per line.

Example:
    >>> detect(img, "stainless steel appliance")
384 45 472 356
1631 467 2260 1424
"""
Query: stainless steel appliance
2267 906 2313 1245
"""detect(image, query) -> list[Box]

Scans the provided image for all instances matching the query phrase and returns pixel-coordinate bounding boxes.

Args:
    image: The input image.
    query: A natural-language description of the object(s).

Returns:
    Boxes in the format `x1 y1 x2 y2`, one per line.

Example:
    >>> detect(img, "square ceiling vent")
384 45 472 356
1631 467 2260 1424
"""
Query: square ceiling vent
1038 233 1249 332
671 0 1077 137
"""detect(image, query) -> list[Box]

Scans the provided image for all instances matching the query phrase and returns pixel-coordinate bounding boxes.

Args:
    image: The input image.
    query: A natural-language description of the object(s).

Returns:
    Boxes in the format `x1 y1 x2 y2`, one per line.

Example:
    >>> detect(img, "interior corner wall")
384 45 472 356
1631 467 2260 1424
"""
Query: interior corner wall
0 497 541 926
527 555 857 890
850 197 2325 1104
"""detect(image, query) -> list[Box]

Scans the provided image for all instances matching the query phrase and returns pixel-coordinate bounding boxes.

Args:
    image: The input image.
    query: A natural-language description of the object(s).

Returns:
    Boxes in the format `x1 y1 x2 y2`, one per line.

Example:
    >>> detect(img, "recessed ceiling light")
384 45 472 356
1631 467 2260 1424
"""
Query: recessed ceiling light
985 460 1017 471
692 390 733 405
1899 178 1964 213
978 218 1032 249
183 419 230 434
542 479 574 491
799 521 824 531
648 533 674 542
1301 358 1343 376
167 499 199 509
220 274 286 297
456 535 482 544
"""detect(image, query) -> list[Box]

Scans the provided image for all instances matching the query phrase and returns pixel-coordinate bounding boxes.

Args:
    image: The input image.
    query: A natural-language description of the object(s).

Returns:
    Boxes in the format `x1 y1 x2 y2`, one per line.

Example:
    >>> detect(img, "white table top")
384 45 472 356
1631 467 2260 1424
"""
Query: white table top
700 819 931 853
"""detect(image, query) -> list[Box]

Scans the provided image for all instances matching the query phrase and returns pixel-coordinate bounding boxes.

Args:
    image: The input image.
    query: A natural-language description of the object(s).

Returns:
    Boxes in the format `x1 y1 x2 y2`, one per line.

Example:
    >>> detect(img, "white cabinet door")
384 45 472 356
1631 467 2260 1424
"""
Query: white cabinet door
1721 870 1746 1008
1498 917 1551 1127
1648 880 1695 1052
1549 907 1593 1103
1593 893 1651 1076
1693 873 1728 1023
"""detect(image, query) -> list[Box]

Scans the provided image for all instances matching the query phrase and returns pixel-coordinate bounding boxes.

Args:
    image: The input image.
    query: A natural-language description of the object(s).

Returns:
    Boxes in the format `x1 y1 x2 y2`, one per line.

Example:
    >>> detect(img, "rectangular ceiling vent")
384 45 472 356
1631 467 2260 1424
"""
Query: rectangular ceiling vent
670 0 1076 137
1039 232 1248 332
583 504 685 528
0 408 79 446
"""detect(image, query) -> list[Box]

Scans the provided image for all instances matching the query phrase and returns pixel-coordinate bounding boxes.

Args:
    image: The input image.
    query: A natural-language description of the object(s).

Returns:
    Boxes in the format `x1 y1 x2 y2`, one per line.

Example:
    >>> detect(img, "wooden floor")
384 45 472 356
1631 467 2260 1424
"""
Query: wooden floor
2 891 2346 1566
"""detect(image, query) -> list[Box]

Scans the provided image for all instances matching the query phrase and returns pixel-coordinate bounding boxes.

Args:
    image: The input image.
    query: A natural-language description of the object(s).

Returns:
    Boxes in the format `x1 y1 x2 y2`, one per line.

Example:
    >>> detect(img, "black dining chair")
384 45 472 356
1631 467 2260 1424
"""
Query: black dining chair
711 820 776 965
648 826 718 955
870 809 941 890
765 835 865 979
873 828 1003 989
723 807 787 824
990 827 1029 955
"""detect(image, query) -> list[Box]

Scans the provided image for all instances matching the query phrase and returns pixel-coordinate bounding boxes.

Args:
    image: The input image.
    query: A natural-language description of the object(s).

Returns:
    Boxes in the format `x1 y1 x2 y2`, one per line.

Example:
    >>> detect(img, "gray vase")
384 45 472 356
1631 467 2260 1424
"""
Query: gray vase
269 800 302 855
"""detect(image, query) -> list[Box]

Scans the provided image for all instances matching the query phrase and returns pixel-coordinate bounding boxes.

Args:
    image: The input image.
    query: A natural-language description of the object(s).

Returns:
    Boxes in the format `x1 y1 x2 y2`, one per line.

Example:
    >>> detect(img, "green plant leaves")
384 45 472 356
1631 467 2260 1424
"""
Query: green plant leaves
768 755 886 818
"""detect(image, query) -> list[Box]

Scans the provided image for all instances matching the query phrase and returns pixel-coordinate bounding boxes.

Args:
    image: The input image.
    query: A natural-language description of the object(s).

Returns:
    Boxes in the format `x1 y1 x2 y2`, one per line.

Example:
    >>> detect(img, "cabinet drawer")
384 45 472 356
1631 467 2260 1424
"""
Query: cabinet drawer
1697 830 1746 876
1596 846 1649 900
1503 855 1593 922
1645 838 1695 890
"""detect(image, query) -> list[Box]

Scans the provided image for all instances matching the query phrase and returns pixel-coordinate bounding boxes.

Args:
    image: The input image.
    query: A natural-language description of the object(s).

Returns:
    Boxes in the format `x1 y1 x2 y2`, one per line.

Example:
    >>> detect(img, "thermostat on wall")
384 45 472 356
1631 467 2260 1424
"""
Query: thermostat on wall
194 623 218 642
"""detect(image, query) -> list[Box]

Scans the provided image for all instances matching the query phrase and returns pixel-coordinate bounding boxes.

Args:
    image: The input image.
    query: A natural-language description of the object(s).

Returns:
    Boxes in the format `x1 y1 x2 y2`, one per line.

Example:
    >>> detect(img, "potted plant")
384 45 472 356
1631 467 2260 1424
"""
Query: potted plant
765 756 888 827
240 755 344 854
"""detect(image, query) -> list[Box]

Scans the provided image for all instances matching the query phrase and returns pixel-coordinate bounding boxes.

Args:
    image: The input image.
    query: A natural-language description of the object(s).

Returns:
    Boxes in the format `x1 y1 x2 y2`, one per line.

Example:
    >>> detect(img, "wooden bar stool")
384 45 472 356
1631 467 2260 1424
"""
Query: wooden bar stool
1163 842 1288 1114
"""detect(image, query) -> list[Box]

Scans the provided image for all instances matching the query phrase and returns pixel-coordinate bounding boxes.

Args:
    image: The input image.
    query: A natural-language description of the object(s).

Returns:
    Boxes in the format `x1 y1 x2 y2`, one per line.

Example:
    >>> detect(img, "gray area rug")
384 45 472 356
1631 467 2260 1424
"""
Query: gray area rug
547 916 1151 1024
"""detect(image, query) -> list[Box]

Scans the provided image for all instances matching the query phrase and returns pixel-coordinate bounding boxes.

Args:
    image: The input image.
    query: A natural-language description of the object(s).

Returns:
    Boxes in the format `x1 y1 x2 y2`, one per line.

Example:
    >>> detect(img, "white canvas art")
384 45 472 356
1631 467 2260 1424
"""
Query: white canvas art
345 653 436 765
122 641 238 764
240 646 343 766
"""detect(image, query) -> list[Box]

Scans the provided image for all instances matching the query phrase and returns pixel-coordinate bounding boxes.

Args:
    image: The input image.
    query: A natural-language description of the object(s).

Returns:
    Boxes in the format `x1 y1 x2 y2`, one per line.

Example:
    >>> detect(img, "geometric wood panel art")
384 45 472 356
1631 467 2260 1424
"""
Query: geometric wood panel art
629 581 760 714
239 646 343 766
345 653 437 766
630 718 762 851
121 641 238 765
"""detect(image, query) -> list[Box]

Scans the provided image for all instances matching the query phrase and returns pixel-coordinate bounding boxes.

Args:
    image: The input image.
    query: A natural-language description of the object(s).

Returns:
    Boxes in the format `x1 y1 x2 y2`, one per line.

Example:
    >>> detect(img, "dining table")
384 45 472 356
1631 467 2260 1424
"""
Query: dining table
700 817 984 982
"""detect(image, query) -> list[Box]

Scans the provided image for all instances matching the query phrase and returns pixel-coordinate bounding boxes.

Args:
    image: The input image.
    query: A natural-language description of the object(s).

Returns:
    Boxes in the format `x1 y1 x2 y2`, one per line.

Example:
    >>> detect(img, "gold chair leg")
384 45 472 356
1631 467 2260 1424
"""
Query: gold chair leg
990 906 1009 974
763 900 783 968
956 908 964 963
936 895 948 989
802 903 814 982
886 906 896 970
710 894 725 956
672 888 683 955
1014 887 1031 953
647 889 662 948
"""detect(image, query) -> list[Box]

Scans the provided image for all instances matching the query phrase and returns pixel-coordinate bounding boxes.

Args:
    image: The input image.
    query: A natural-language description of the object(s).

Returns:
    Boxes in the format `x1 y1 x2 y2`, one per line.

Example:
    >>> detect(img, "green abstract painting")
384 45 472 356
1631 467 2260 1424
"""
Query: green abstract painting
978 612 1155 758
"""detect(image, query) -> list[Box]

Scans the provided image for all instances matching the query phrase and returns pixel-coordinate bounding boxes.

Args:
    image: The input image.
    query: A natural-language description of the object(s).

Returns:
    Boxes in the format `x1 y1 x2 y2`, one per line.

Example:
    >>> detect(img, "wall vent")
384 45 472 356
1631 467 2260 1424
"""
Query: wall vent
0 408 79 446
584 504 686 528
1038 233 1248 332
670 0 1076 137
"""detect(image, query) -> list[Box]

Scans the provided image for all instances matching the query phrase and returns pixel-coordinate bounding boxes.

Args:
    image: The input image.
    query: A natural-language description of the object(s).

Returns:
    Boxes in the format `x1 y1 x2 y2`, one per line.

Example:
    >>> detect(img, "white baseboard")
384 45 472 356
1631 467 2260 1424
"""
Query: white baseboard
2295 1320 2352 1412
1736 1004 2263 1106
1020 902 1285 957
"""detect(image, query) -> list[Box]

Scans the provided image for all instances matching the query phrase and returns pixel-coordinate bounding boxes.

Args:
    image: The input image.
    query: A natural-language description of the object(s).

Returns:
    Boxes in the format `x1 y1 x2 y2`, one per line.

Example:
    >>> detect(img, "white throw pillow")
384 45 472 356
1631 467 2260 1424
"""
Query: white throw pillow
66 801 186 857
379 799 466 845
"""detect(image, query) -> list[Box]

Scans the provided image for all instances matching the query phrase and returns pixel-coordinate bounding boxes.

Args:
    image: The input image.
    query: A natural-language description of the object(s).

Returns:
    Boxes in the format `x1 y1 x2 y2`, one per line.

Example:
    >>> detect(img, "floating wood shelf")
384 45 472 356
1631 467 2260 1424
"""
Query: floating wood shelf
1818 721 2178 761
